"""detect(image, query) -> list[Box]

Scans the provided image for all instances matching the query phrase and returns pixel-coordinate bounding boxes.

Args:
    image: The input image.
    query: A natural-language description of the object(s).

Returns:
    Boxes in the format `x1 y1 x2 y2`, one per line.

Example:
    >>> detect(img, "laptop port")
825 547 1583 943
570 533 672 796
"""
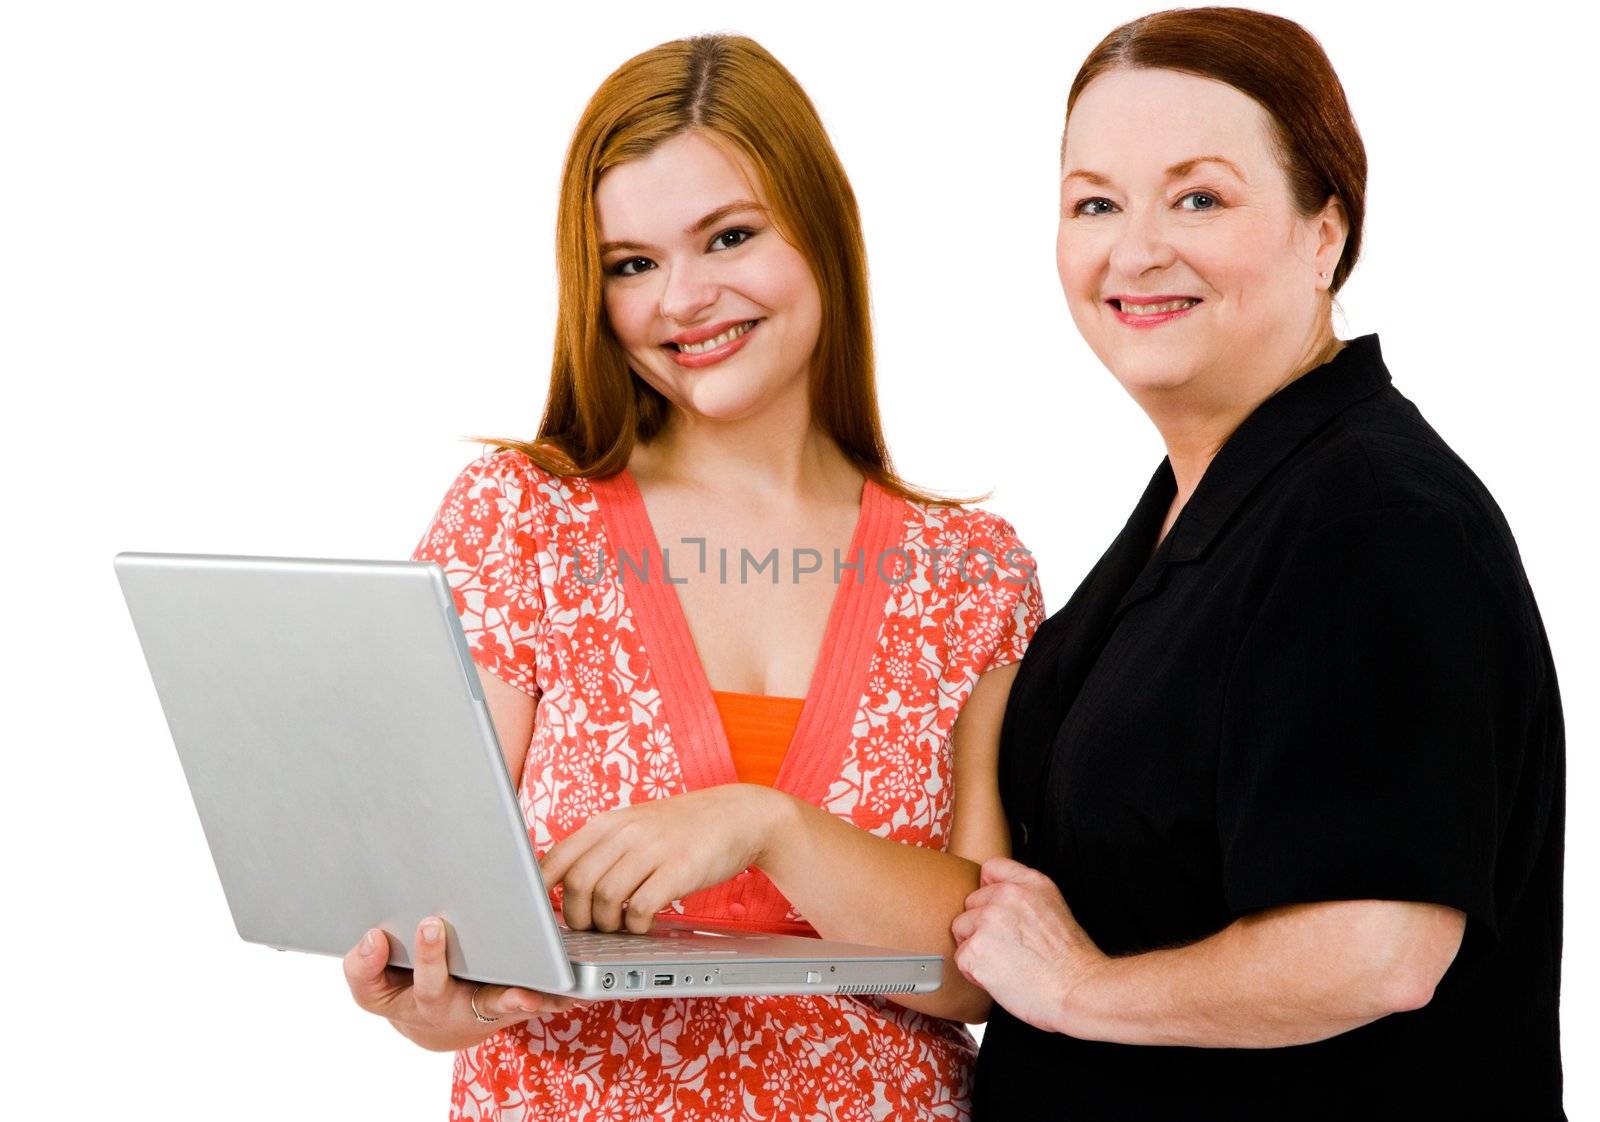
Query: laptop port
601 973 615 989
625 970 643 990
652 973 674 987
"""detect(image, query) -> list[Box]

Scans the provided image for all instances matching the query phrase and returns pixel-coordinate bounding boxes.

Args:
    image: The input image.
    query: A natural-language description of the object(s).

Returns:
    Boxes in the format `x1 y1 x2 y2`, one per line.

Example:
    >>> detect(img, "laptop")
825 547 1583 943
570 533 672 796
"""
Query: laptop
113 551 942 999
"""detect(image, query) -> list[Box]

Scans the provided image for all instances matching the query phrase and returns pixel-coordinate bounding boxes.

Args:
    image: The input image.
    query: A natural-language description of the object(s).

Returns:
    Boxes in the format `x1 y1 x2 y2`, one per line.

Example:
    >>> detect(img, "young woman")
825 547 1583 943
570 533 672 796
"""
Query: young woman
340 33 1043 1122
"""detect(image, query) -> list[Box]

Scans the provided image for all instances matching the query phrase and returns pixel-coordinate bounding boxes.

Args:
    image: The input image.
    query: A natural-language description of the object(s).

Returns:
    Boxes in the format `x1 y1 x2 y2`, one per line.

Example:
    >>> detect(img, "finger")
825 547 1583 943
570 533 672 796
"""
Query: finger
964 884 999 910
498 986 588 1016
410 915 454 1009
590 853 657 932
557 838 630 931
538 831 590 891
621 868 677 934
473 983 537 1023
951 908 979 944
980 856 1031 885
953 940 984 987
539 812 615 888
343 927 406 1014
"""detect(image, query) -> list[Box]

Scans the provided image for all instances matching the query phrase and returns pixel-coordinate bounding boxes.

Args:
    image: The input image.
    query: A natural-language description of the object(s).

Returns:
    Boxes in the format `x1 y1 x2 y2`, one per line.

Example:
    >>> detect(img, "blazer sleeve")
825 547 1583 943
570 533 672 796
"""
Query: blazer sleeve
1216 500 1504 936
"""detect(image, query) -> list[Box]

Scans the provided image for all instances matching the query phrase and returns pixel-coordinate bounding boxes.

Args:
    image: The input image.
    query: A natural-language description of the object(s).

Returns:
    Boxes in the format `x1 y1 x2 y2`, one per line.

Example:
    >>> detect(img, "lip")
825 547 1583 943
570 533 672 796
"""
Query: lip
1106 294 1202 330
667 318 760 346
1105 294 1203 307
664 318 761 368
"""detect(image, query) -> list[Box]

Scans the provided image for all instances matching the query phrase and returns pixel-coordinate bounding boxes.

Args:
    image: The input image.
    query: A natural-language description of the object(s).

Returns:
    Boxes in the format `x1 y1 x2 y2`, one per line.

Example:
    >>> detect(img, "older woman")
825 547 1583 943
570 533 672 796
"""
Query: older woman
951 8 1565 1120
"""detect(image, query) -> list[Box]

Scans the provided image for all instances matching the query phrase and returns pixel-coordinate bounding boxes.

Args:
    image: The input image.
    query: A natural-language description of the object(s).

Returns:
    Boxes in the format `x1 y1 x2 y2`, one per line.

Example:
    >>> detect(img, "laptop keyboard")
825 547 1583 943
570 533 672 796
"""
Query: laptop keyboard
561 930 728 958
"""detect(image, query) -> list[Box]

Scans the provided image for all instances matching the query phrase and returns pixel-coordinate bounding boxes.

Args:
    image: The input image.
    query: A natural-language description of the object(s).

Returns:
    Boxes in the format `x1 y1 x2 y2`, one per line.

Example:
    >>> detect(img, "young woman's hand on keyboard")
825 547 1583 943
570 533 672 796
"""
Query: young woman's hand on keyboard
342 916 584 1052
539 783 791 934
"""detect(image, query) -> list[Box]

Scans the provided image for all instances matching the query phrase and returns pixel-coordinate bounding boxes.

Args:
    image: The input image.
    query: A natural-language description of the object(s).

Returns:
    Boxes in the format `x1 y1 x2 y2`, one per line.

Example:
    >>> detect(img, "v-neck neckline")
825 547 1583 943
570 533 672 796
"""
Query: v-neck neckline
587 465 906 806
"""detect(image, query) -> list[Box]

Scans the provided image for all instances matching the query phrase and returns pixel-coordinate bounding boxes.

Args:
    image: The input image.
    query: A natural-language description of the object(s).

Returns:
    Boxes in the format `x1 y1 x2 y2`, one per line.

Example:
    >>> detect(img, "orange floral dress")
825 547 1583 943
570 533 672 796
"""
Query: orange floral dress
411 448 1045 1121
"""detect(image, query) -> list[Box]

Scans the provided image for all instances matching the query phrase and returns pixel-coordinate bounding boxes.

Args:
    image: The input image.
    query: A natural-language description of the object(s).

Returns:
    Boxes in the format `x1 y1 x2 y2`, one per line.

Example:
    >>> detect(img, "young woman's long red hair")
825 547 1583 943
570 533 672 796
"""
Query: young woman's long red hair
471 33 977 506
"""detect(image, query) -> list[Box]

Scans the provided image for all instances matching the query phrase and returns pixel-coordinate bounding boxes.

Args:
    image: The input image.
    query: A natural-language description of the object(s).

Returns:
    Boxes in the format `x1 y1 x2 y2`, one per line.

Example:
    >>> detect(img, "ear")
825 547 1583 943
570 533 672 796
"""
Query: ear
1314 195 1350 283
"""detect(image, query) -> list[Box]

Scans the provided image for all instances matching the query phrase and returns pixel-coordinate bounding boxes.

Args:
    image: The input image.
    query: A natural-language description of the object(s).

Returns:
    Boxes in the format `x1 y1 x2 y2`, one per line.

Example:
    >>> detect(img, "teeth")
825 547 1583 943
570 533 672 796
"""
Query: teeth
677 320 755 354
1120 298 1199 315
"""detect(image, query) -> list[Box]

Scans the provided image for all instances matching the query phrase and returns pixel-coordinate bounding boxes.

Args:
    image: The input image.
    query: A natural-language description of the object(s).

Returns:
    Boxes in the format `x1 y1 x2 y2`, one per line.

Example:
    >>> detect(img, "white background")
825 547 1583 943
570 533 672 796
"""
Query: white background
3 0 1593 1116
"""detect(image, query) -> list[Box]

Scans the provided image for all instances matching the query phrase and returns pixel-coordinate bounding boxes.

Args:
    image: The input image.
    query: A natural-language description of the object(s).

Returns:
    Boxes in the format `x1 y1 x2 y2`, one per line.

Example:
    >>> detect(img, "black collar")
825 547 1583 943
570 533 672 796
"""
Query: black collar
1100 333 1391 620
1165 332 1392 564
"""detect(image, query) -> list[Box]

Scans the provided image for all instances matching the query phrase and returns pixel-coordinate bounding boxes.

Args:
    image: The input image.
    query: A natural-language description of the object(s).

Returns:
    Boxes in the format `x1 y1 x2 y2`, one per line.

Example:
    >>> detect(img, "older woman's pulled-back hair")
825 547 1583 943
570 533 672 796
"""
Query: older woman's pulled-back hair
475 34 955 504
1065 6 1367 294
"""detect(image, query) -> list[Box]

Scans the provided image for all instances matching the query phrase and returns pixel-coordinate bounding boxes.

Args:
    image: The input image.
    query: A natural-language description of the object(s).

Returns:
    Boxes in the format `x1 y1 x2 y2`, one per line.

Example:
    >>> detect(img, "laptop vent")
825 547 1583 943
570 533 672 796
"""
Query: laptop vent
834 983 917 995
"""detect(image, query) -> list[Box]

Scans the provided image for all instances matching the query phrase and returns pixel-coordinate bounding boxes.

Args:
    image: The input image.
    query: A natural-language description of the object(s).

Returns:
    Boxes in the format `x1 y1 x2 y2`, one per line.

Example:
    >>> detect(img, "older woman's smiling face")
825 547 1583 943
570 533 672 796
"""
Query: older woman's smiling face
1058 68 1345 407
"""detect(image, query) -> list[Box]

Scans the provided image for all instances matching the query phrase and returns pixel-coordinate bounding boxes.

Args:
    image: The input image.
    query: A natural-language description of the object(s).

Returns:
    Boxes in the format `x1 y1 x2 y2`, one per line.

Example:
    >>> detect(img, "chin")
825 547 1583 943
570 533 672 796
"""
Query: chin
1103 347 1205 397
673 376 779 422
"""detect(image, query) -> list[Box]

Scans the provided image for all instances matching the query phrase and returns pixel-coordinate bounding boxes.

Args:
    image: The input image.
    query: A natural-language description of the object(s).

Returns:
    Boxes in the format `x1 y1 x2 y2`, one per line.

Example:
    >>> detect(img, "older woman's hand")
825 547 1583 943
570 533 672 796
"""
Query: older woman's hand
540 783 789 933
342 916 584 1052
951 856 1109 1034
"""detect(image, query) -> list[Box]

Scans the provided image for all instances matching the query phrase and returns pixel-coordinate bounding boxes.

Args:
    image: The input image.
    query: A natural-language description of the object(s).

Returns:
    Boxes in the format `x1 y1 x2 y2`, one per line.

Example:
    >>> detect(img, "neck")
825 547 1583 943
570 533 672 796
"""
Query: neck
1142 323 1344 505
630 375 860 505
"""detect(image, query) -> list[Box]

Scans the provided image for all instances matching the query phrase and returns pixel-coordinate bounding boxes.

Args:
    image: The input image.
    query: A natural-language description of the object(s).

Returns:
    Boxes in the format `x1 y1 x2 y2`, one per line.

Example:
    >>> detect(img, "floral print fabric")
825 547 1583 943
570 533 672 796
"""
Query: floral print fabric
411 449 1044 1120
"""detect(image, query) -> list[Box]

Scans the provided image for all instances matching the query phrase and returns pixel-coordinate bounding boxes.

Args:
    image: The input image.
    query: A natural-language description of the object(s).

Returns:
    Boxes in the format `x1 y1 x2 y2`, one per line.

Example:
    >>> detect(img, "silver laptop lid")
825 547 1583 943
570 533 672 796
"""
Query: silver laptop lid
113 551 575 992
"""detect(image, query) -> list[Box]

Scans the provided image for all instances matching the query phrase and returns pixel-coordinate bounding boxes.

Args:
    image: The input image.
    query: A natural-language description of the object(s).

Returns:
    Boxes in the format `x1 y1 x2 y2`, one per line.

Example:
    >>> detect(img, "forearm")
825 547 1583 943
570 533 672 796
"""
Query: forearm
756 792 993 1022
1061 901 1445 1048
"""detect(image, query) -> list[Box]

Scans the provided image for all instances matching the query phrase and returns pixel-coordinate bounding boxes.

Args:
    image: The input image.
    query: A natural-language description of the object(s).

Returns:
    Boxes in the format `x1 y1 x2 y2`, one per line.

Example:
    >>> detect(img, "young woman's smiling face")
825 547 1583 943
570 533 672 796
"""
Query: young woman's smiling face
1057 67 1345 406
596 130 823 424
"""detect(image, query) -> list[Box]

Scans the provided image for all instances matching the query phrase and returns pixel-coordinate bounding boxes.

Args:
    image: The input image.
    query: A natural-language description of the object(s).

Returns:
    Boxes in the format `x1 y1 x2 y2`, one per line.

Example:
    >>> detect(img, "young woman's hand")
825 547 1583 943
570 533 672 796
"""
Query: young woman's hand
342 916 585 1052
540 783 793 933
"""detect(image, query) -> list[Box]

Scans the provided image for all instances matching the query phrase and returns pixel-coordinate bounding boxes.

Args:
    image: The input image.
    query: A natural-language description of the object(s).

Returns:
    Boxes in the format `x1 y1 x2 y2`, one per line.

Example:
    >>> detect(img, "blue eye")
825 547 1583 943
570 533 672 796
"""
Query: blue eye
609 256 654 278
1071 190 1224 217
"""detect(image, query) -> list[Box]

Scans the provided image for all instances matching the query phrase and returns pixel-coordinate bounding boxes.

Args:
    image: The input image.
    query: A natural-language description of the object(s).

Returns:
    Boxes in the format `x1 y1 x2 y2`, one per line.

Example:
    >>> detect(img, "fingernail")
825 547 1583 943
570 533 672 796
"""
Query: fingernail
422 919 442 944
360 931 375 956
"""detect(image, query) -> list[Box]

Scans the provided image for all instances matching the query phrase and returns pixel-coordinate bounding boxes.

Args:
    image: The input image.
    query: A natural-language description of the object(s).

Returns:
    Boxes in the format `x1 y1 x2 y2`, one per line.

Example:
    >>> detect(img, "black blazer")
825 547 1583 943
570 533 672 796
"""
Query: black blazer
976 334 1565 1120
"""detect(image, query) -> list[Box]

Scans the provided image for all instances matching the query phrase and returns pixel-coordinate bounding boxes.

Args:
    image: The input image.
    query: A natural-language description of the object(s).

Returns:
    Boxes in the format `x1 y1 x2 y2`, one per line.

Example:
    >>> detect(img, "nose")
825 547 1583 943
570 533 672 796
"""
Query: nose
1106 200 1178 280
658 256 719 326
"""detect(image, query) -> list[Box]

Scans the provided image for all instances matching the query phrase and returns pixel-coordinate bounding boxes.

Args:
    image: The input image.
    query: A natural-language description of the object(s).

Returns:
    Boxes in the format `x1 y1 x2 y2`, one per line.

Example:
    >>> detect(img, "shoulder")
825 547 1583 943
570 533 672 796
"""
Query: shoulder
450 446 562 499
1253 398 1541 638
416 447 612 570
1267 387 1513 556
898 494 1034 564
896 495 1044 629
442 446 603 526
896 495 1040 597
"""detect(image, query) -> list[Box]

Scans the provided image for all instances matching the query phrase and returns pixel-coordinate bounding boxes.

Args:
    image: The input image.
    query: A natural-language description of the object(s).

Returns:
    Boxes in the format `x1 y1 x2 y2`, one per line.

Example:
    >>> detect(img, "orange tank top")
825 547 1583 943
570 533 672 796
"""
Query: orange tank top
709 689 805 787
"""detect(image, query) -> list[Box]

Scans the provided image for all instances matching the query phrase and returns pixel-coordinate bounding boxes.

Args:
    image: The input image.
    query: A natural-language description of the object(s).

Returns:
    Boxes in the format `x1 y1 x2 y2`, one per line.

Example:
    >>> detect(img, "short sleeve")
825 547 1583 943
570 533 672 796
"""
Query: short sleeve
1218 501 1500 934
952 512 1047 676
410 450 546 699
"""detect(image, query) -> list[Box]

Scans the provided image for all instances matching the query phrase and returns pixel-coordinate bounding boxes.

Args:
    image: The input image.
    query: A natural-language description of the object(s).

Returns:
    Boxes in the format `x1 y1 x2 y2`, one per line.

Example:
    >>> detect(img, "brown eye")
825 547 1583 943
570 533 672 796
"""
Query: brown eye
609 256 655 278
710 228 755 251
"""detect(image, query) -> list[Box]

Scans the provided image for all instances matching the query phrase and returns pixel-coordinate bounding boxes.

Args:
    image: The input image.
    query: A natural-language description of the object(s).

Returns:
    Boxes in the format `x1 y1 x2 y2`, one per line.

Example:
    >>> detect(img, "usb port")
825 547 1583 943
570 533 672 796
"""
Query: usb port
652 973 674 987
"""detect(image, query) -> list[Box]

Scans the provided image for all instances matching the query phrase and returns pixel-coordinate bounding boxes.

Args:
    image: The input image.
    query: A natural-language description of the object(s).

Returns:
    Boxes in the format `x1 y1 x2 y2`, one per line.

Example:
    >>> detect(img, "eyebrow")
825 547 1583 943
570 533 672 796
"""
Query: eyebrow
599 200 767 255
1061 155 1247 188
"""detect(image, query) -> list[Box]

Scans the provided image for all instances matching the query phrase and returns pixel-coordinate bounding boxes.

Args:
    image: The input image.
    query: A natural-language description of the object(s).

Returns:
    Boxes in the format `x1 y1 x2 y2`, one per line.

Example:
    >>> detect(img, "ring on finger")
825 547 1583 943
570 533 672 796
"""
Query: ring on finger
470 983 502 1024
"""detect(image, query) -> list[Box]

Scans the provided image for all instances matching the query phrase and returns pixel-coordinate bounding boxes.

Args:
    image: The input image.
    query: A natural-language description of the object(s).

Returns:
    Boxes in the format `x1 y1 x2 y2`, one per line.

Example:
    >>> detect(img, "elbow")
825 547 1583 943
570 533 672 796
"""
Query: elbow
950 992 995 1025
1359 906 1466 1017
897 975 994 1024
1373 962 1445 1015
